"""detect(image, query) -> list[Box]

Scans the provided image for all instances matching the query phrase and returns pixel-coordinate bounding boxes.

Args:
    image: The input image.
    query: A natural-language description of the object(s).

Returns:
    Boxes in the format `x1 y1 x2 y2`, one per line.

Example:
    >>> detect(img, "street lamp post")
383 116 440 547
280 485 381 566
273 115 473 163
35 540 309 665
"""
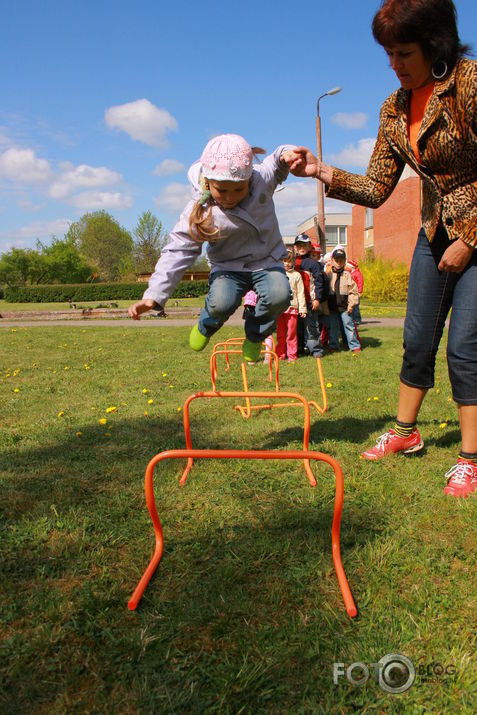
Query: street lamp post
316 86 342 255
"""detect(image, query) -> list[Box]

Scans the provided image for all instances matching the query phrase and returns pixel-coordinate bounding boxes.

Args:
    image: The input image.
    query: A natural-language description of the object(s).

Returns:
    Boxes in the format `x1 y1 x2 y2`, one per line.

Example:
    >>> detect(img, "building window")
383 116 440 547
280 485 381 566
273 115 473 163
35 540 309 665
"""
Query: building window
325 225 347 246
365 208 373 229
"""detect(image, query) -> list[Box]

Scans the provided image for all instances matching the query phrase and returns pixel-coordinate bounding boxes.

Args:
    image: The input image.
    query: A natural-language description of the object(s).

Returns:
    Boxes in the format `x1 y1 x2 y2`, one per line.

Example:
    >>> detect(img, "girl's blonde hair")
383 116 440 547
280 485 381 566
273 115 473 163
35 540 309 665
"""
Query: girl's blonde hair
188 200 219 243
284 248 295 267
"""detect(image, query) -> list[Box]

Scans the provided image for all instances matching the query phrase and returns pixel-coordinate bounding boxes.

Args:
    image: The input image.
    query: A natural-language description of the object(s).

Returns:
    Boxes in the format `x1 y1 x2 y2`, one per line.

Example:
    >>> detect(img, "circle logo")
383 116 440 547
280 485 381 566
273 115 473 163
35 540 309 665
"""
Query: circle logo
378 654 415 693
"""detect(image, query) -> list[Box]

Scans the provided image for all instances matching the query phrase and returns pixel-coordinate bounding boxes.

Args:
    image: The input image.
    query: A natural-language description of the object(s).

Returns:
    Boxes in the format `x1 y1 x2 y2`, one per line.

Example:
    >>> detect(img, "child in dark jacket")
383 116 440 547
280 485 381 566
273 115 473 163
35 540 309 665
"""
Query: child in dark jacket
293 233 328 358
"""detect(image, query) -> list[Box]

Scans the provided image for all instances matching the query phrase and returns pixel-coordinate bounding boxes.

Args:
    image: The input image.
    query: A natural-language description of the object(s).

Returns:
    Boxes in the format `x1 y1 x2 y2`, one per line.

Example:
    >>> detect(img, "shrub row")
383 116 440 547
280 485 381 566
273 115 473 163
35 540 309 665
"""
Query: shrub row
360 259 409 302
4 280 209 303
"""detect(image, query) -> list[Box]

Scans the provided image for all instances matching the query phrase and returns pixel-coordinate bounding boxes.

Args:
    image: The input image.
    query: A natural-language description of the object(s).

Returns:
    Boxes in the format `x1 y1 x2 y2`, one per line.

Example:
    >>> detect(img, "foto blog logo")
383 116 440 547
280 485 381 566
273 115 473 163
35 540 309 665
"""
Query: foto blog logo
333 653 415 694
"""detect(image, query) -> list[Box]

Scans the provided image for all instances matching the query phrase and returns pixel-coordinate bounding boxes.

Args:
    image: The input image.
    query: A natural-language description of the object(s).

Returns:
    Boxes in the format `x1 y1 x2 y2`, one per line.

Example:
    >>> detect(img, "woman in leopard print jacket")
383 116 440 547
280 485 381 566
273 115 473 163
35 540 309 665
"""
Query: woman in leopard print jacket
293 0 477 496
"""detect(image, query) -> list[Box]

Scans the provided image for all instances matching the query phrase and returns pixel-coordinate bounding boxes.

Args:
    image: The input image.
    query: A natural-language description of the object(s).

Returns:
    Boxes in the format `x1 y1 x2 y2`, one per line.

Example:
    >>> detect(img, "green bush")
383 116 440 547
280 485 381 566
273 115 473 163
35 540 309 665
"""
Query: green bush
4 280 209 303
360 257 408 302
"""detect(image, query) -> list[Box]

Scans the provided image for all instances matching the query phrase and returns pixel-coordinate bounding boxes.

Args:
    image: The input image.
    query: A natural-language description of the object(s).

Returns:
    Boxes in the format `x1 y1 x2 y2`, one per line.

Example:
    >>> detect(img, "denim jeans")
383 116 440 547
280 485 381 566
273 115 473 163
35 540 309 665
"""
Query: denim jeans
198 268 291 342
329 310 361 351
401 227 477 404
304 308 324 357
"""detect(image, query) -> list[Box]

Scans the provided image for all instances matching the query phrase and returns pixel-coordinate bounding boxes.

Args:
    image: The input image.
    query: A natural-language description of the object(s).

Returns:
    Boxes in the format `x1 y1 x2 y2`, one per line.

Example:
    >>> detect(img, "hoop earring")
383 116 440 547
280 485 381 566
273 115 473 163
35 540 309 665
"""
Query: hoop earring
432 60 448 79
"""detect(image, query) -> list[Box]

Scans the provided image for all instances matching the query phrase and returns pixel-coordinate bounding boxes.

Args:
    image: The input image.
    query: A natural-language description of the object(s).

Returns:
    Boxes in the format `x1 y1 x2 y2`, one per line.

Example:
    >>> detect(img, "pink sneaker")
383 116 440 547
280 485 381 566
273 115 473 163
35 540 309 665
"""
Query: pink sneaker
443 459 477 497
361 428 424 460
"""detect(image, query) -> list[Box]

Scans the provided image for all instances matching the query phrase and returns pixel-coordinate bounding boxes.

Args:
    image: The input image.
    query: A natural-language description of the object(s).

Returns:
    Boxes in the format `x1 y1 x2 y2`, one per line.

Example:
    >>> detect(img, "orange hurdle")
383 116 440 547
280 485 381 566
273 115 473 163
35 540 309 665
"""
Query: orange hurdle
128 448 358 618
210 338 327 415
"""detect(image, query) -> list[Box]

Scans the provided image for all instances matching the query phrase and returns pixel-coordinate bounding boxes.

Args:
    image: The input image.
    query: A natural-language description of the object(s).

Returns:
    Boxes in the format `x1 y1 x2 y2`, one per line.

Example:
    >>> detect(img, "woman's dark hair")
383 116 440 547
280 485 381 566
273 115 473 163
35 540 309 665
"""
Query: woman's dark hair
372 0 472 74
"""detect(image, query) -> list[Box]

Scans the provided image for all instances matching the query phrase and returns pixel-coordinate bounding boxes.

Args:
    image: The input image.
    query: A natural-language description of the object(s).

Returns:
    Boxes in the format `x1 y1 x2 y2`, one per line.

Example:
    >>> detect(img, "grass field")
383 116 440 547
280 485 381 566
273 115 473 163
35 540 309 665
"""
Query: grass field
0 323 475 713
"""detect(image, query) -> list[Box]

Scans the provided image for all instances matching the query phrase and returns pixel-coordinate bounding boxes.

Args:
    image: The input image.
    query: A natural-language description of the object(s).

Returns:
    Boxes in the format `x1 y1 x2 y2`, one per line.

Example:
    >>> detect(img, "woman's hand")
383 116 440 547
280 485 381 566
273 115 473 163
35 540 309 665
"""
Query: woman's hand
438 240 474 273
128 298 157 320
286 147 333 186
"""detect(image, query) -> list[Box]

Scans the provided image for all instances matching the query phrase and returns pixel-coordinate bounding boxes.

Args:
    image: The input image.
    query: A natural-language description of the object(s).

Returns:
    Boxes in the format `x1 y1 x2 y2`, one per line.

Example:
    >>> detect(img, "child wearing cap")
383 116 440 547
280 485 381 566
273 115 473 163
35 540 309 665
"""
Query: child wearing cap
327 248 361 353
293 233 328 358
129 134 306 362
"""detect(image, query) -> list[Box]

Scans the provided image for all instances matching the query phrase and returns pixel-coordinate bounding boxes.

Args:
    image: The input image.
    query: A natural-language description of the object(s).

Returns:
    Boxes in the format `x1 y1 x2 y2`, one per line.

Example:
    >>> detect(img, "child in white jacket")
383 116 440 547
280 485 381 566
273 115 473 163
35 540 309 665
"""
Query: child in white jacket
276 250 307 361
129 134 303 362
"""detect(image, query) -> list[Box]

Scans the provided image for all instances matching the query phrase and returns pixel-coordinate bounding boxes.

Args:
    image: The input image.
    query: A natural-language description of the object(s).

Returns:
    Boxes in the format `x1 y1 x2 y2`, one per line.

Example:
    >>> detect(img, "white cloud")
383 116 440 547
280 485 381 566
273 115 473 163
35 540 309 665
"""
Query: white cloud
332 112 368 130
329 138 376 168
18 199 46 212
67 191 134 211
6 218 72 240
273 181 351 235
49 162 122 199
154 182 192 213
104 98 178 148
153 159 185 176
0 147 52 184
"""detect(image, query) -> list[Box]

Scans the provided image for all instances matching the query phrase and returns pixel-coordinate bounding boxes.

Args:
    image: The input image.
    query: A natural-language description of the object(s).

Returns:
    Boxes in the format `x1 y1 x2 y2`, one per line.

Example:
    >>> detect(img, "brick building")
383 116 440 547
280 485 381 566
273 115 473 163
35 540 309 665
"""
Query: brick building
297 166 421 267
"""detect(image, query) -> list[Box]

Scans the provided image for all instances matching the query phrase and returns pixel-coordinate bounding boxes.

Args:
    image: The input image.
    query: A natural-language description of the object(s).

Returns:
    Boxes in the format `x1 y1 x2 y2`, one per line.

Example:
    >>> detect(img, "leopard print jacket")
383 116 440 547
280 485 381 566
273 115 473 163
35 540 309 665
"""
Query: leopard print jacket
327 58 477 248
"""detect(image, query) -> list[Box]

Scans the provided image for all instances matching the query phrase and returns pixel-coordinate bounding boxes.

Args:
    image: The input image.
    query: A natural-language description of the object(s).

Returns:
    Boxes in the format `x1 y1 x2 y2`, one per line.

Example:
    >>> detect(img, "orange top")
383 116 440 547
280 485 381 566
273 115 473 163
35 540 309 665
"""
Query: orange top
408 82 434 161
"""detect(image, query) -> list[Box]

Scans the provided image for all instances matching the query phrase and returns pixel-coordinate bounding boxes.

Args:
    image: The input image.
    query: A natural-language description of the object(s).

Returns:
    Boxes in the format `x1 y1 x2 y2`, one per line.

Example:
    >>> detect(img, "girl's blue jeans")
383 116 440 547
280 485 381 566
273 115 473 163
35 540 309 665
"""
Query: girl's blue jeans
198 268 291 343
401 227 477 405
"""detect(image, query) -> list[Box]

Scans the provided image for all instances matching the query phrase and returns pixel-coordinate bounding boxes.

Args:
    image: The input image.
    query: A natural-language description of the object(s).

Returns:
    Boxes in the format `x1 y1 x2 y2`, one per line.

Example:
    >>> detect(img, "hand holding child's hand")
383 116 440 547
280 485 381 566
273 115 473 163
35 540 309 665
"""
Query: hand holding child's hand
299 312 308 319
128 299 157 320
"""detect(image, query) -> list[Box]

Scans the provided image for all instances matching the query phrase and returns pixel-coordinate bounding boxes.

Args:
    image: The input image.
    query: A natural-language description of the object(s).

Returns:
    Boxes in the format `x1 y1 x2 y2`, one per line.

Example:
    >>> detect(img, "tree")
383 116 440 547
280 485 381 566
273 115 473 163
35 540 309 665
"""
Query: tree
133 210 168 274
71 211 133 281
37 236 94 284
0 248 49 286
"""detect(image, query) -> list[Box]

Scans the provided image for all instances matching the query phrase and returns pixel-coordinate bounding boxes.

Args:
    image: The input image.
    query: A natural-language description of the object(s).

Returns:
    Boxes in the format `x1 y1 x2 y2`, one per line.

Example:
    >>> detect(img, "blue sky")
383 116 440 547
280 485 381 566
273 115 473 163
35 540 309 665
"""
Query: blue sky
0 0 475 253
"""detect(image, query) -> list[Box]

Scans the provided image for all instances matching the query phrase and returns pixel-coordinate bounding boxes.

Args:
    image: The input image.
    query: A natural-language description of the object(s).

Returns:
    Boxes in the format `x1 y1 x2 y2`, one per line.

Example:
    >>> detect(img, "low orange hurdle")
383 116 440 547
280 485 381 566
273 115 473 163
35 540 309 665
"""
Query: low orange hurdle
210 338 327 416
128 448 358 618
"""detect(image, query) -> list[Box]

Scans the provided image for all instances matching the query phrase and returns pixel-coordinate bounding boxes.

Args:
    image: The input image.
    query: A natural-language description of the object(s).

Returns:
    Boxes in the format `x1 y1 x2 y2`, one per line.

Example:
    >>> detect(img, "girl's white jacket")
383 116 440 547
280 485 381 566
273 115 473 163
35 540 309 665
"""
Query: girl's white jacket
143 146 293 307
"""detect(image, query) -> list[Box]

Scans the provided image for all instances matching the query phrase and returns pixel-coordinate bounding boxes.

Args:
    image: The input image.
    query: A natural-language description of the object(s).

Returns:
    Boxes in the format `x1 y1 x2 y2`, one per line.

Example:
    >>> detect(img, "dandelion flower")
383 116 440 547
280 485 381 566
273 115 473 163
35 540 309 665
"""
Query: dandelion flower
99 418 107 425
436 388 440 394
106 406 117 413
169 385 174 389
326 382 333 388
144 411 148 417
13 388 20 393
373 396 379 401
148 399 154 405
64 366 70 371
162 373 167 377
142 388 149 394
177 406 182 412
57 411 64 417
367 397 371 402
76 431 82 437
440 422 447 429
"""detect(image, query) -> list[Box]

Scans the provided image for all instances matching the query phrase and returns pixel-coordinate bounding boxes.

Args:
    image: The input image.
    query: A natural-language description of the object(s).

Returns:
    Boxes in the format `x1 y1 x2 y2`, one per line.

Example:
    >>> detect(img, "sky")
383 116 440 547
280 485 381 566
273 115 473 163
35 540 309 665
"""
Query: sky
0 0 475 254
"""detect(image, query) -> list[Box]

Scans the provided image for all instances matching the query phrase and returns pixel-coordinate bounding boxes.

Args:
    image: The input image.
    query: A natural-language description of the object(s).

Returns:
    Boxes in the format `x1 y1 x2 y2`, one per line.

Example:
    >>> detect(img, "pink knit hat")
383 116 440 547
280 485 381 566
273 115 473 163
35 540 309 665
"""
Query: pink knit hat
200 134 254 182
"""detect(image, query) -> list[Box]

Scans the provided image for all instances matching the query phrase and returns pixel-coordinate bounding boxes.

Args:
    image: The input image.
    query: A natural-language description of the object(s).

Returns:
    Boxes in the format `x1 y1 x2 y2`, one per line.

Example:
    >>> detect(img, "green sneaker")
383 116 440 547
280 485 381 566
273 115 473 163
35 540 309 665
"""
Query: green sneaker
242 339 262 362
189 324 210 351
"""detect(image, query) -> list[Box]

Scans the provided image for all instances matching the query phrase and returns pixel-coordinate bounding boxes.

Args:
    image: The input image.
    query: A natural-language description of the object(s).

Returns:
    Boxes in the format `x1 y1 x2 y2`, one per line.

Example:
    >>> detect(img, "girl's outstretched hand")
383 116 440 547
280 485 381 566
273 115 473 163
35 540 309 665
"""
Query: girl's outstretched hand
128 299 157 320
288 147 334 186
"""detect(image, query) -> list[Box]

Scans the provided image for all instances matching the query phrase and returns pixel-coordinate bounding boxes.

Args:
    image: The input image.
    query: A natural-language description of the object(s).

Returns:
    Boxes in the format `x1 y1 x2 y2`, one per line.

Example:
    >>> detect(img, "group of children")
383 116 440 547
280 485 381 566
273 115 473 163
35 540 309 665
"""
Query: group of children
275 234 363 362
128 133 363 363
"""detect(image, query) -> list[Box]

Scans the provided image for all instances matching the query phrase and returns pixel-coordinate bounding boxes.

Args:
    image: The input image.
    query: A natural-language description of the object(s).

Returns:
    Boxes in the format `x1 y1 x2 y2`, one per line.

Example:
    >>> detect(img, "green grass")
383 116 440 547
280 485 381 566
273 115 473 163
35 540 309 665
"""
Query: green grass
0 325 475 713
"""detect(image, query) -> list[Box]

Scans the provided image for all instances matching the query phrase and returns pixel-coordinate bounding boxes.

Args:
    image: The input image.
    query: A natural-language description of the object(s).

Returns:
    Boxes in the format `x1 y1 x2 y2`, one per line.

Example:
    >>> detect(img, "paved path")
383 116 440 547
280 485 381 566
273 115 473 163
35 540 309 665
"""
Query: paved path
0 307 405 329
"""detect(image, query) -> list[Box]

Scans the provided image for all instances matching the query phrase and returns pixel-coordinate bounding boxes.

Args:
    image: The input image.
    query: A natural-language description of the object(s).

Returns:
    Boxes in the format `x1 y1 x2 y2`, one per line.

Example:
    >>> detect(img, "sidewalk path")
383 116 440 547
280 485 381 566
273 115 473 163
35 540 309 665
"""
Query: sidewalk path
0 306 405 329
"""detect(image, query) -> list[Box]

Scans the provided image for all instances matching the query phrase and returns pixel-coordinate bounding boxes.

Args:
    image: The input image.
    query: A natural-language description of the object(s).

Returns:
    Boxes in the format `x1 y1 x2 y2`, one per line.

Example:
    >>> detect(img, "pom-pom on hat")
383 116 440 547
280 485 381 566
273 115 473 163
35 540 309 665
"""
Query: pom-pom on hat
200 134 254 182
347 259 358 268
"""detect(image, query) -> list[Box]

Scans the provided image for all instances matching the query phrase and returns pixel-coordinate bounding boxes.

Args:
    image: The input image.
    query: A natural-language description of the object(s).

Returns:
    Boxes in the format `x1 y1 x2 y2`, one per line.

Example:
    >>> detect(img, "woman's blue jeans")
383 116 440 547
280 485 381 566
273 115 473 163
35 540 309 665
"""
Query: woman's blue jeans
198 268 291 343
401 227 477 405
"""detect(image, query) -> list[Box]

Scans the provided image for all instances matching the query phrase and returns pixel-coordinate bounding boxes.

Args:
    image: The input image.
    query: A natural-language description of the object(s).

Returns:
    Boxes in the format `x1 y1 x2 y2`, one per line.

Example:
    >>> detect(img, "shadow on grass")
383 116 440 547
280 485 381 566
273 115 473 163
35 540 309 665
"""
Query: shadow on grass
0 414 388 712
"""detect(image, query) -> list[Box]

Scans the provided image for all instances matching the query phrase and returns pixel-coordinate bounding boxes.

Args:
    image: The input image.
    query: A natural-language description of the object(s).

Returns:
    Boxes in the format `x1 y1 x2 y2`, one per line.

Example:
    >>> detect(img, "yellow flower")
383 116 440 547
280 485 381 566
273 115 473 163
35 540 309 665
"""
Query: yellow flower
142 388 149 394
326 382 333 388
177 406 182 412
367 397 371 402
148 399 154 405
162 373 167 377
440 422 448 429
64 366 70 371
76 431 82 437
144 411 148 417
169 385 174 389
13 388 20 393
57 411 64 417
106 406 117 413
99 418 107 425
436 388 440 394
373 396 379 401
